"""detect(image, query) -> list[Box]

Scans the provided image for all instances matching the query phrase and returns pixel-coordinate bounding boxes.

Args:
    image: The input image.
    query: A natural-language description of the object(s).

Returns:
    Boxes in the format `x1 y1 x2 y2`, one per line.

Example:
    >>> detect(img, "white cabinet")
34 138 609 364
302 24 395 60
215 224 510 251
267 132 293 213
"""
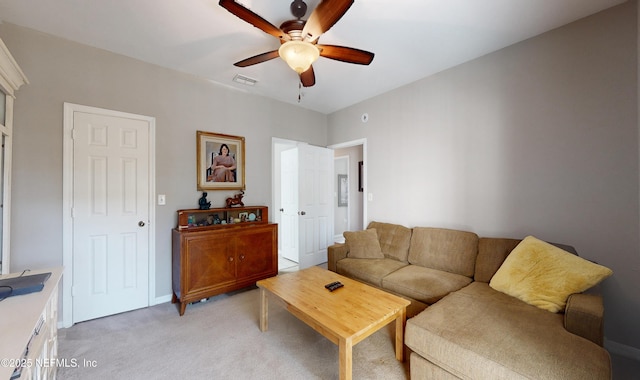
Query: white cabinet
0 268 62 379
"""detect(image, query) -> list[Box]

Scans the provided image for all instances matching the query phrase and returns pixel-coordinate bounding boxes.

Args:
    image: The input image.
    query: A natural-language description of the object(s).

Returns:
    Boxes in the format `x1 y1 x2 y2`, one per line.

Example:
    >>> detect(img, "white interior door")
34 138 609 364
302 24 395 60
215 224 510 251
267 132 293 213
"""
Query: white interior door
71 110 150 323
297 144 333 269
280 148 299 262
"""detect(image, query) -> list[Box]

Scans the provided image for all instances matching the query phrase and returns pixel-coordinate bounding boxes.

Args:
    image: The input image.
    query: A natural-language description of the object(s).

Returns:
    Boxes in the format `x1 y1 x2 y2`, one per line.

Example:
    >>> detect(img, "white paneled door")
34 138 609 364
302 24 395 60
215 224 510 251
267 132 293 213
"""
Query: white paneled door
71 110 150 323
280 144 333 269
280 147 299 263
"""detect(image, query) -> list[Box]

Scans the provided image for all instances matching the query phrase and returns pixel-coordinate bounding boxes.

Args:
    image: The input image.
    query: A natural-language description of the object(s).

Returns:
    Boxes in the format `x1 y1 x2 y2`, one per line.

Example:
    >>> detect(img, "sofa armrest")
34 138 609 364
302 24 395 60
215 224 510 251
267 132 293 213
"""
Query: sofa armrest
564 293 604 346
327 243 348 272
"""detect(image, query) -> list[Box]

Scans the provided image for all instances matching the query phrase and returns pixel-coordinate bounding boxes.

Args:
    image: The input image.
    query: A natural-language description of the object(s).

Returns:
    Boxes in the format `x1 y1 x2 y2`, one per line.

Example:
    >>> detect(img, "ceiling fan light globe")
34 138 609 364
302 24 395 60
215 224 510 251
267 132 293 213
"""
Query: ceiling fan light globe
278 41 319 74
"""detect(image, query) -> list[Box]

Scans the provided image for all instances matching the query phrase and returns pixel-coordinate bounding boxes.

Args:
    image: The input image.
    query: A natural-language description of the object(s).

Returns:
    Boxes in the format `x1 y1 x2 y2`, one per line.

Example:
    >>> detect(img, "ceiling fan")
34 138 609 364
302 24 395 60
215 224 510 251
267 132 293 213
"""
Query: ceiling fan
219 0 374 87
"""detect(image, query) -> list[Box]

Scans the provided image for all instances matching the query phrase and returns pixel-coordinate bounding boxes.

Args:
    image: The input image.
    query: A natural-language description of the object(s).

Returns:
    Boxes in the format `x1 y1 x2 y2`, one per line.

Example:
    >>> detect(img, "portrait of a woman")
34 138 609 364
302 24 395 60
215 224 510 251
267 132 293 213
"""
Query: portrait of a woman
209 143 236 182
197 131 245 191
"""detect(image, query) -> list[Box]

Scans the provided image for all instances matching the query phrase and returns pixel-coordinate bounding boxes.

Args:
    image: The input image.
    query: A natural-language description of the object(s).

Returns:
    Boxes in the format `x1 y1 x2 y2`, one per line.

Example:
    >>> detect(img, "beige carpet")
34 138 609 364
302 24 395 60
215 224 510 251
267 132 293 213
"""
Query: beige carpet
57 287 409 379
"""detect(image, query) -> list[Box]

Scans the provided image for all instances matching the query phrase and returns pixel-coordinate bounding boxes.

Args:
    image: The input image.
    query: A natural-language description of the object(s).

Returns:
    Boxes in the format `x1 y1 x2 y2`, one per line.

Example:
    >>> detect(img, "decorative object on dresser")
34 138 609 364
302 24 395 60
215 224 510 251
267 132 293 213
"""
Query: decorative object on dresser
225 190 245 208
198 192 211 210
172 206 276 315
196 131 245 191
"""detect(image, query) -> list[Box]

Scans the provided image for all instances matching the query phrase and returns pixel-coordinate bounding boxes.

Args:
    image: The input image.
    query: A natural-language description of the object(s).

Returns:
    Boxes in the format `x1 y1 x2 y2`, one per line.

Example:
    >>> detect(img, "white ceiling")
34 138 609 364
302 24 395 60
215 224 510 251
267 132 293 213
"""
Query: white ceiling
0 0 627 114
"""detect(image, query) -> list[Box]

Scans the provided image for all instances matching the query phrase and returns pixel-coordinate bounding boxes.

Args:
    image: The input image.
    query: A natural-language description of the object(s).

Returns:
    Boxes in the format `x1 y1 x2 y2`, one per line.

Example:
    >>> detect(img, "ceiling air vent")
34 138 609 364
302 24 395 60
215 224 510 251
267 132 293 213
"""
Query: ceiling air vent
233 74 258 86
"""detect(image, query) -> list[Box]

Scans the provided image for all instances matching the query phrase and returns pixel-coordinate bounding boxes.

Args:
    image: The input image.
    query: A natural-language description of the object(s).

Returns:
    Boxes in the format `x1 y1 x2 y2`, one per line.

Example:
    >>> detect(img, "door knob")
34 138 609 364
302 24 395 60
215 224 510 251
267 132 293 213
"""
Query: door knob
138 221 146 227
298 211 306 215
280 208 284 212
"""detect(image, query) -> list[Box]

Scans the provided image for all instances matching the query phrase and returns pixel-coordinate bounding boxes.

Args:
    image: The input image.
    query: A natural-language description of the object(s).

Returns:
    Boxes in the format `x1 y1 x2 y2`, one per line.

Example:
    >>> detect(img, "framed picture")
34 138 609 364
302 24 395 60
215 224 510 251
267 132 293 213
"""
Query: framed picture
358 161 364 192
197 131 245 191
338 174 348 207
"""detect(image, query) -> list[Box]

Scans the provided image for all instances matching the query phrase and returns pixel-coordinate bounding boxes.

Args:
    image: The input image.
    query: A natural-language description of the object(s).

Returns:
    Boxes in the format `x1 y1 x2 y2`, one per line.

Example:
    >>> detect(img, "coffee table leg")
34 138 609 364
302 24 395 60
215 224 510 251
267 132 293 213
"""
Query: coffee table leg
339 338 353 380
395 308 406 361
259 287 268 332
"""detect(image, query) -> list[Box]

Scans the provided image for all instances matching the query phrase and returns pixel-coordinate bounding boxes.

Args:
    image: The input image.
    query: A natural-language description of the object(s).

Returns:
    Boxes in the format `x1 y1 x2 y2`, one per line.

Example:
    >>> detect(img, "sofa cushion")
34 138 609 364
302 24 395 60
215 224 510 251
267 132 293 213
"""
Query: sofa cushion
490 236 613 313
475 237 522 283
336 258 407 288
367 221 412 262
405 282 611 380
343 228 384 259
382 265 472 304
408 227 478 277
475 237 580 283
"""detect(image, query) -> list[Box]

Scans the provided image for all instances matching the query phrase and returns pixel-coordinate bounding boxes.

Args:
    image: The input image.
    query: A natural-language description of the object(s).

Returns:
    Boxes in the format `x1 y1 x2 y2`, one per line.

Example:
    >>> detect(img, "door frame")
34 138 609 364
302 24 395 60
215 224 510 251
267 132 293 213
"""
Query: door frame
62 102 156 328
272 137 367 261
328 138 367 230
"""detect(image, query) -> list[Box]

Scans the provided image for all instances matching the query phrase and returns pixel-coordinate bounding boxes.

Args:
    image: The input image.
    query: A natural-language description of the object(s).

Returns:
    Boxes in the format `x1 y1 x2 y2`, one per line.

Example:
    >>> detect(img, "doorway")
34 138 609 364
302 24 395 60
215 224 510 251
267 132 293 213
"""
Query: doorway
329 139 367 239
272 137 367 270
62 103 156 327
333 155 350 242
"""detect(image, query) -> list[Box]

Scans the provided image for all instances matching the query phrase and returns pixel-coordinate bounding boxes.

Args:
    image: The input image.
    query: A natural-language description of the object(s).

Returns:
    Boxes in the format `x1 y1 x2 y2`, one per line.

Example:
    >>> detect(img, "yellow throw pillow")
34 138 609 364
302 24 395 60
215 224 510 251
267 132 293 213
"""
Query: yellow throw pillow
344 229 385 259
489 236 612 313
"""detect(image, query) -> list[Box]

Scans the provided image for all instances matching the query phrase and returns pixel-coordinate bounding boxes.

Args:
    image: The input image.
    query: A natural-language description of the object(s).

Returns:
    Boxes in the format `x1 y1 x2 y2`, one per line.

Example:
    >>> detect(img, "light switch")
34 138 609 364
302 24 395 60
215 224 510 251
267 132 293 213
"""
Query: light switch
158 194 166 205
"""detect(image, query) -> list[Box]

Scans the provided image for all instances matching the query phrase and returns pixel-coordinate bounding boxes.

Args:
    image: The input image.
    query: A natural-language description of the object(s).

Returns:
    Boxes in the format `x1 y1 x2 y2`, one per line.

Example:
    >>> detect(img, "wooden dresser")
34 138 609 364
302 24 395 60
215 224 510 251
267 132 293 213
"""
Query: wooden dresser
0 267 62 380
171 206 277 315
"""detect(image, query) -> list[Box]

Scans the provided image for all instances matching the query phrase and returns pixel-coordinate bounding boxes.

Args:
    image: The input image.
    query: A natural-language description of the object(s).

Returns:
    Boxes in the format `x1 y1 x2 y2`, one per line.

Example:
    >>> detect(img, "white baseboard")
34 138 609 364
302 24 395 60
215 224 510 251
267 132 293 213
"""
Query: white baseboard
153 294 173 305
605 339 640 361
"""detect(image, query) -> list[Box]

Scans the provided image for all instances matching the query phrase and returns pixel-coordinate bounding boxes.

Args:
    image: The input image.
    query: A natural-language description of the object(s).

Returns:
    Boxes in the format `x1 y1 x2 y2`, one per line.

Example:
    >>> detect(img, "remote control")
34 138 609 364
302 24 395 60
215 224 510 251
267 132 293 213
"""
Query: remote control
325 281 340 290
326 281 344 291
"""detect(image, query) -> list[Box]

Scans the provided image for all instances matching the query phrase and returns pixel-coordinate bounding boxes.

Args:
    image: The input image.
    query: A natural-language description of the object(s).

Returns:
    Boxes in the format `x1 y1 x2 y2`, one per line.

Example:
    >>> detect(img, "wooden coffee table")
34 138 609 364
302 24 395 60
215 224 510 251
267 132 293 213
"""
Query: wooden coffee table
256 266 410 380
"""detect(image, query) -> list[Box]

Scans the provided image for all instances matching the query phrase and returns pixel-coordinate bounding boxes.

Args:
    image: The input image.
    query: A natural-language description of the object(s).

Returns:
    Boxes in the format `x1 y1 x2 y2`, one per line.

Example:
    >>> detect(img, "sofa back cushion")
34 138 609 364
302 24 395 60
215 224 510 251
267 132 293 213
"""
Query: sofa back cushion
408 227 478 277
367 221 412 262
475 237 522 282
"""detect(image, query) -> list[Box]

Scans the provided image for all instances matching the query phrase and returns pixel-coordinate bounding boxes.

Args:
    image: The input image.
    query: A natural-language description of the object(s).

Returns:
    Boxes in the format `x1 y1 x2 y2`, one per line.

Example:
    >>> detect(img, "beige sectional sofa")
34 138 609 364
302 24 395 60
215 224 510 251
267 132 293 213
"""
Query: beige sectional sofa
327 221 612 379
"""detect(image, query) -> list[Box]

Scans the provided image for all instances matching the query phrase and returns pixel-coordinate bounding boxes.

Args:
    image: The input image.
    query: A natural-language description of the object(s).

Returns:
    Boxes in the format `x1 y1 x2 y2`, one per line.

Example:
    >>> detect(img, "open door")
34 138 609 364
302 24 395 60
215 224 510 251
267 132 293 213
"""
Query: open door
280 148 298 262
280 144 333 269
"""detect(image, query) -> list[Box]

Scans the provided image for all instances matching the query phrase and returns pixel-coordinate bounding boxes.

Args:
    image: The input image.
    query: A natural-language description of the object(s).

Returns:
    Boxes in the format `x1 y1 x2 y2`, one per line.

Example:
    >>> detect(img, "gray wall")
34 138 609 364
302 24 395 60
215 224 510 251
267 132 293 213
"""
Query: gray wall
0 22 327 299
328 2 639 351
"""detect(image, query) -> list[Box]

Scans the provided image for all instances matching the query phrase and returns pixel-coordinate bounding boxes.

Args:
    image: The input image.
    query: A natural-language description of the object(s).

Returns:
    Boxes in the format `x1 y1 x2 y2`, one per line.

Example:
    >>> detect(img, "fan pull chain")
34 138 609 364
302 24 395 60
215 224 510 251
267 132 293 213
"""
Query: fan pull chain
298 82 302 103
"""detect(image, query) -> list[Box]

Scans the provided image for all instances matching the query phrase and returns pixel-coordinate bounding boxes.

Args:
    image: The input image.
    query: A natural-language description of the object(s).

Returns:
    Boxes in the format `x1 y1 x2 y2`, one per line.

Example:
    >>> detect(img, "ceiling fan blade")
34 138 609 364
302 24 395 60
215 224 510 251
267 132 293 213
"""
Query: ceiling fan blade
234 50 280 67
219 0 287 40
302 0 354 42
317 45 374 65
300 66 316 87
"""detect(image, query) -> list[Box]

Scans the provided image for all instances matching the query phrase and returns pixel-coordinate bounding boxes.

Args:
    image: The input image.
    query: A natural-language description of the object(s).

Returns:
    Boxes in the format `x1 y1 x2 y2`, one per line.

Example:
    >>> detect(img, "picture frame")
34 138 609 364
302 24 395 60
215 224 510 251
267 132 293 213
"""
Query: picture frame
196 131 245 191
358 161 364 192
338 174 348 207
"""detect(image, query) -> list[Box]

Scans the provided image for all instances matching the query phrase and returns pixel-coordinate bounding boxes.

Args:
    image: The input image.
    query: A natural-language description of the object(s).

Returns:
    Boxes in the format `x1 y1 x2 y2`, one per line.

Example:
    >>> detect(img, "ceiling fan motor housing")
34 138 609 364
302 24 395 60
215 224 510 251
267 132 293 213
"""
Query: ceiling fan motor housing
280 19 306 41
